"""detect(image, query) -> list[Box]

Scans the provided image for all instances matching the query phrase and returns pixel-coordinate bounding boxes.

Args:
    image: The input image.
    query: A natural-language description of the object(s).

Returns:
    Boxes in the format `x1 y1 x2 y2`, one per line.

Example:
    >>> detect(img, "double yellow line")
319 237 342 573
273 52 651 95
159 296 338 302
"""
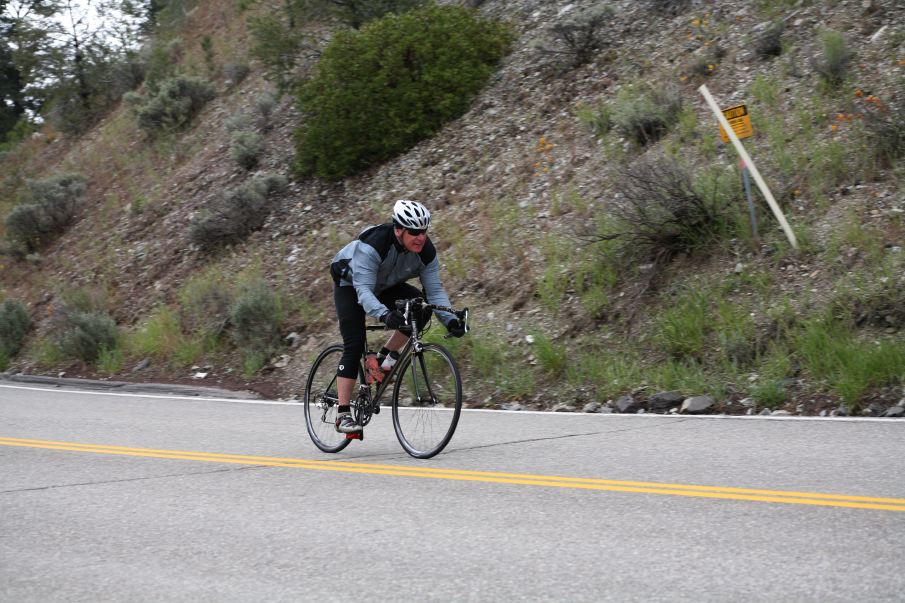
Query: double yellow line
4 436 905 512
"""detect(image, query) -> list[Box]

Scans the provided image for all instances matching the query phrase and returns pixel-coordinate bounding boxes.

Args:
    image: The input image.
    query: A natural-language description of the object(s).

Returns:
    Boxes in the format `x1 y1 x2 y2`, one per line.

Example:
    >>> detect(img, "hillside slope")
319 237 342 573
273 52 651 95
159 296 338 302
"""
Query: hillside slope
2 0 904 416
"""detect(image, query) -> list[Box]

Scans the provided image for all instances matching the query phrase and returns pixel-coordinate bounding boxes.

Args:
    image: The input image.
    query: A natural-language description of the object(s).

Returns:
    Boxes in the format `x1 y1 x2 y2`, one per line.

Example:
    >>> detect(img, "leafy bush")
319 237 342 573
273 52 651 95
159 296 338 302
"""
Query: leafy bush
188 174 287 250
293 4 512 180
5 173 86 252
59 311 120 363
126 305 185 361
134 75 216 134
0 298 31 358
813 29 853 89
143 38 184 93
249 12 307 93
46 53 146 136
50 287 119 363
534 5 614 70
229 131 264 169
230 280 285 358
178 271 234 341
612 84 683 146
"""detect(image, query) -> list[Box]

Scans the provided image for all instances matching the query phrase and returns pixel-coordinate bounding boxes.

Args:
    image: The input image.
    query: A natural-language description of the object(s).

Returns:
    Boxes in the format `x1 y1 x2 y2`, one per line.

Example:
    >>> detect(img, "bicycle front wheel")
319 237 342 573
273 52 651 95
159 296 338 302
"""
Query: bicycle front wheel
304 344 351 453
392 343 462 459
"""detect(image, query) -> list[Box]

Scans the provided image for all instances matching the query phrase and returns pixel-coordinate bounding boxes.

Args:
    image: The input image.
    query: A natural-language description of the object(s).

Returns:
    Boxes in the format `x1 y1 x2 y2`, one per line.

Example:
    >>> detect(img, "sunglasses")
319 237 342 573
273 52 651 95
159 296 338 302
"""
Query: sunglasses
405 228 427 236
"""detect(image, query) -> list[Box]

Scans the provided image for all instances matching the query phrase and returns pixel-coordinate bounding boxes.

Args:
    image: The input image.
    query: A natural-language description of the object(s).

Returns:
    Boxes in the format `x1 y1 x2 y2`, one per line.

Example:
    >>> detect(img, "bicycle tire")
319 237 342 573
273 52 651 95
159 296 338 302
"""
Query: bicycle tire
391 343 462 459
304 344 352 453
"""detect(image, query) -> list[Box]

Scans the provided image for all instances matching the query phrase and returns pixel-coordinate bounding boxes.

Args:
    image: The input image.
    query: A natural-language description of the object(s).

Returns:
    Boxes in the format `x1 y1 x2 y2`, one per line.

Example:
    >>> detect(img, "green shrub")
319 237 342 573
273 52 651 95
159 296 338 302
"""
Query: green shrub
97 346 125 375
178 270 234 340
534 5 614 70
188 174 287 251
230 280 285 357
45 53 146 136
813 29 853 89
143 38 183 93
249 13 305 93
0 298 31 357
126 305 185 361
612 84 683 146
575 101 612 137
134 75 216 134
229 131 264 169
293 4 512 180
58 311 120 363
5 173 86 252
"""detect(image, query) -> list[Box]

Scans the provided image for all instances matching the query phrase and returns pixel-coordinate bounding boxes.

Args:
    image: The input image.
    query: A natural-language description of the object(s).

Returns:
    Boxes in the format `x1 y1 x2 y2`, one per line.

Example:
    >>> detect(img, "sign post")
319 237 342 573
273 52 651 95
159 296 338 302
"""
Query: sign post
699 85 797 249
718 103 759 243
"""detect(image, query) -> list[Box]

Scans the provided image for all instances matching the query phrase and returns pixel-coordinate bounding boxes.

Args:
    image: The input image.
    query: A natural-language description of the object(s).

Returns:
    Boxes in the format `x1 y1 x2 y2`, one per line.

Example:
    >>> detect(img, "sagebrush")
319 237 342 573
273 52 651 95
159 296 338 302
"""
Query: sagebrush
189 174 287 250
5 173 86 253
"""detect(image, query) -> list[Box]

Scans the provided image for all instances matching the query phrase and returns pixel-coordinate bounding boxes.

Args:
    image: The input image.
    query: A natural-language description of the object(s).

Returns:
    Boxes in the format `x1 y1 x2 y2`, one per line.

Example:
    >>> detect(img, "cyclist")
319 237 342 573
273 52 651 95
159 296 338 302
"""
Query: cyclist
329 200 466 434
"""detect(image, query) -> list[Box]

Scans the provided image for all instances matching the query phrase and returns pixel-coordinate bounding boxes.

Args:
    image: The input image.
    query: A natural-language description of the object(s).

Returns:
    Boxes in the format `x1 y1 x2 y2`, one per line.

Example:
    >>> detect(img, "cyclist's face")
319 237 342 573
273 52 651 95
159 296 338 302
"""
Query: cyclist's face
397 227 427 253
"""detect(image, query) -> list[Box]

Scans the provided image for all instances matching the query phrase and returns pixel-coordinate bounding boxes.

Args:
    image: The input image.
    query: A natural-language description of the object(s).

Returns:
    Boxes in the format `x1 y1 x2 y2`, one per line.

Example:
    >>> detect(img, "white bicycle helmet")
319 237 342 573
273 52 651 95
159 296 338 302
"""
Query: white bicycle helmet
392 199 431 230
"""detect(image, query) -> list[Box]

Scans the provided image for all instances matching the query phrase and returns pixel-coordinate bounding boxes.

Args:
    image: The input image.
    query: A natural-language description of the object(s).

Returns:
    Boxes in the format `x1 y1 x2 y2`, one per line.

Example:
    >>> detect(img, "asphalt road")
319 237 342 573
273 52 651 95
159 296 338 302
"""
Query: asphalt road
2 382 904 602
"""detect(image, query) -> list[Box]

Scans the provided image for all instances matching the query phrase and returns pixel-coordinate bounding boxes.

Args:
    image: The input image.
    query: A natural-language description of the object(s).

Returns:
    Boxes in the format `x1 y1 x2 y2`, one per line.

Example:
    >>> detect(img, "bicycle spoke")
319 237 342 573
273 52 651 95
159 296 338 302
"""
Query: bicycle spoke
392 344 462 459
304 345 352 453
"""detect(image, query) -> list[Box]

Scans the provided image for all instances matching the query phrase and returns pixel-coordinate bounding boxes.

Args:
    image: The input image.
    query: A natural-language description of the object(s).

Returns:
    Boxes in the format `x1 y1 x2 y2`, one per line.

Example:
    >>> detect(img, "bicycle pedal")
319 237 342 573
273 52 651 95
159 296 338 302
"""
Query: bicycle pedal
345 432 363 440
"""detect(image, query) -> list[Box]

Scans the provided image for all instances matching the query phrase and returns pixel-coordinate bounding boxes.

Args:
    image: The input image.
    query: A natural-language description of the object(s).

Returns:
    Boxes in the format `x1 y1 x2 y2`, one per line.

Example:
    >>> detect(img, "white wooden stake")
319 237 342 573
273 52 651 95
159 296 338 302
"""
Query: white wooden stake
698 84 798 249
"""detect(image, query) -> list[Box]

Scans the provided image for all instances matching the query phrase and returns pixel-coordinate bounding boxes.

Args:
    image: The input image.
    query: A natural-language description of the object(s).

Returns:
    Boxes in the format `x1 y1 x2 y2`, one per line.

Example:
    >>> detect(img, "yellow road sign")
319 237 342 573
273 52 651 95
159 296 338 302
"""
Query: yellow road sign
719 103 753 142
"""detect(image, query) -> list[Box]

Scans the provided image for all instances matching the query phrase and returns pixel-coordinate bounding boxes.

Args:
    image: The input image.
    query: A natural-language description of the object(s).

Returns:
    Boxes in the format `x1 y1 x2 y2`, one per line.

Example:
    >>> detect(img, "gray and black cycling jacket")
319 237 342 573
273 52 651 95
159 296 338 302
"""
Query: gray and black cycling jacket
330 223 455 326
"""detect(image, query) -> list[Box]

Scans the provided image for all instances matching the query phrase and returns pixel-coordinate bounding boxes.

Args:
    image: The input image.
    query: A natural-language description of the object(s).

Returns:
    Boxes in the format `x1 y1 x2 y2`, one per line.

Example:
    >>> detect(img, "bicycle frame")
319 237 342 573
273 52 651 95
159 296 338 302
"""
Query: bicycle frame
353 298 467 426
304 296 467 457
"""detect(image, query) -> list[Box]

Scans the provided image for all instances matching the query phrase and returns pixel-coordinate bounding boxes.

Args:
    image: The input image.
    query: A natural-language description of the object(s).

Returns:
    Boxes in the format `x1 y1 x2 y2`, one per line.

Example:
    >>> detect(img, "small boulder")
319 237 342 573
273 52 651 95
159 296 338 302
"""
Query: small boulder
681 395 715 414
614 394 642 413
649 391 685 413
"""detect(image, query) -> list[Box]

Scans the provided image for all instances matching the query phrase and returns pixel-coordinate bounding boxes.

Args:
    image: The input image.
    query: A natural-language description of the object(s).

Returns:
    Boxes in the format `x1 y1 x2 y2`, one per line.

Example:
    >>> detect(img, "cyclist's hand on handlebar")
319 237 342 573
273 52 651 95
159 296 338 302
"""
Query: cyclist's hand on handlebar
445 319 466 338
381 310 407 330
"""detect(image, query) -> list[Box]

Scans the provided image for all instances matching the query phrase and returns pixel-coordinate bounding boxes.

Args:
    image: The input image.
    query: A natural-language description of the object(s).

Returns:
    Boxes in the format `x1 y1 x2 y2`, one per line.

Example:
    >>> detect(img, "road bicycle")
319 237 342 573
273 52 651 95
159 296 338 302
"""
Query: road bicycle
304 298 468 459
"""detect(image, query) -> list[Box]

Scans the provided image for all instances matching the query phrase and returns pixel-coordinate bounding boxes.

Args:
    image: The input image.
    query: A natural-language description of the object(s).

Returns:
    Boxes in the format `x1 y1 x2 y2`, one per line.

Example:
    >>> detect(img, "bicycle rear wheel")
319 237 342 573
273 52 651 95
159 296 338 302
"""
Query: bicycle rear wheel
304 344 352 453
391 343 462 459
